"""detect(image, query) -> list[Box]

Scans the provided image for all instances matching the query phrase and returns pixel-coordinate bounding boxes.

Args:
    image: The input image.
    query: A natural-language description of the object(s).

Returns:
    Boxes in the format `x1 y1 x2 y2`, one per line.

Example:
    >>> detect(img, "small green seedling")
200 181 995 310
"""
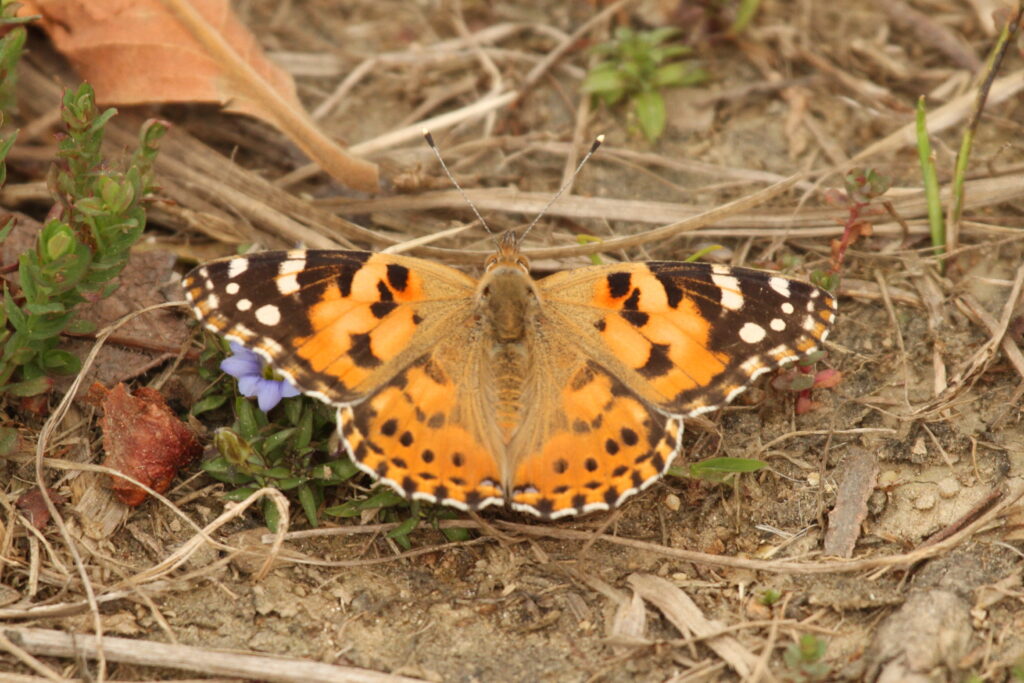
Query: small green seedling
582 27 708 142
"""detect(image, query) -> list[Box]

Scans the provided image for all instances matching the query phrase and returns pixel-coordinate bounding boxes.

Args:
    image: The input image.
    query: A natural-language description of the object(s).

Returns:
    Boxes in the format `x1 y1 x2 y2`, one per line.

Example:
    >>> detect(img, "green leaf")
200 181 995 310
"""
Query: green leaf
263 496 281 533
730 0 762 34
387 515 419 547
222 486 258 502
322 458 360 483
649 44 692 62
298 483 319 527
275 477 306 491
632 89 667 142
441 526 471 542
261 466 294 480
235 397 263 440
3 285 25 329
644 26 679 46
652 62 691 88
581 67 626 96
325 488 406 517
192 393 228 416
689 457 766 478
295 403 314 449
64 317 97 334
4 374 52 397
40 348 80 375
261 427 297 455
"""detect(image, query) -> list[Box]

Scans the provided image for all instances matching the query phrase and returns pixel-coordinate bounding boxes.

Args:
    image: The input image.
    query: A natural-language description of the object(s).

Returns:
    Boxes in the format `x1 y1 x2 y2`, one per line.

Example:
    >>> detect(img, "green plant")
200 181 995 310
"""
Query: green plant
0 0 32 114
915 96 944 258
199 336 471 544
0 84 166 396
582 27 708 142
199 337 355 530
782 635 830 682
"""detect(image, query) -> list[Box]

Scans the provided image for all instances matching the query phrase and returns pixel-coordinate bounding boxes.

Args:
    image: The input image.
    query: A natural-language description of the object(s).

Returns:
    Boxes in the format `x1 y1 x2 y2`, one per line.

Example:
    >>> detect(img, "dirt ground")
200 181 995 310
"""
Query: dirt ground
3 0 1024 681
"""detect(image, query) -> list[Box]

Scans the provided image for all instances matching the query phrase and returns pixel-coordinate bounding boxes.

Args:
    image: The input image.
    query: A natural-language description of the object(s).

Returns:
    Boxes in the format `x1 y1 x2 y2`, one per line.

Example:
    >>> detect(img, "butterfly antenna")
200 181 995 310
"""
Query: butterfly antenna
519 134 604 244
423 129 494 238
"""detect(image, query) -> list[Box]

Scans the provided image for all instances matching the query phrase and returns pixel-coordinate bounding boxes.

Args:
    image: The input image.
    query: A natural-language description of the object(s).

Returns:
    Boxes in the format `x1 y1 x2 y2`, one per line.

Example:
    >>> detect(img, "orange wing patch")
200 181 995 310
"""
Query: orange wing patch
293 260 424 392
339 356 504 511
510 361 682 518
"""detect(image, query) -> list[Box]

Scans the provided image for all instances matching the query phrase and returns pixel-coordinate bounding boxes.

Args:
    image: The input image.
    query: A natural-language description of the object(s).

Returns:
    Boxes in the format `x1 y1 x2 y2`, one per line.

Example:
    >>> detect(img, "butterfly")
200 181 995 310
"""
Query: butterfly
183 230 836 519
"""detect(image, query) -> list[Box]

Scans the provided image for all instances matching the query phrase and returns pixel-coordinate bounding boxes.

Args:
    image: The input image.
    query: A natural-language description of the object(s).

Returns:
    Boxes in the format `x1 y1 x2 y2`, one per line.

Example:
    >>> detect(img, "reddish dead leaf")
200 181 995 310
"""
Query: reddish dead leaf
97 382 202 506
16 487 66 529
21 0 378 193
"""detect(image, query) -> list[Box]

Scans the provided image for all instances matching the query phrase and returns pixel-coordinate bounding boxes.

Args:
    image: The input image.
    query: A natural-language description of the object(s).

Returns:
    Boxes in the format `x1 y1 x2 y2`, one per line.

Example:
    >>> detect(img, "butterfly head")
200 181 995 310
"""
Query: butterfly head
479 230 538 342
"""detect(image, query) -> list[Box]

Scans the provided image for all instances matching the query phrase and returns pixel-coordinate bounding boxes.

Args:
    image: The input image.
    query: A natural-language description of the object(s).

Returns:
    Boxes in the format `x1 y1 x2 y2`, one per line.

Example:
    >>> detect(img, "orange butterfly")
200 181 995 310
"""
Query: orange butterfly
185 230 835 519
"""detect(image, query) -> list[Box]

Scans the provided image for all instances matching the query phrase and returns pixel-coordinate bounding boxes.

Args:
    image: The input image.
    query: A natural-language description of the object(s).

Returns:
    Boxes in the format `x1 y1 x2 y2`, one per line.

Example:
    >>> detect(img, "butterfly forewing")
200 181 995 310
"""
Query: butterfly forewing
183 250 477 404
539 261 836 418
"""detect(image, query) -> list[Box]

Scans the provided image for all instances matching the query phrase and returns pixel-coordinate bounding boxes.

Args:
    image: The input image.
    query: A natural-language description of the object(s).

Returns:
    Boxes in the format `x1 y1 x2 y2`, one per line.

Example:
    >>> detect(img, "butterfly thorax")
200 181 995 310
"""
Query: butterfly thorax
479 231 537 342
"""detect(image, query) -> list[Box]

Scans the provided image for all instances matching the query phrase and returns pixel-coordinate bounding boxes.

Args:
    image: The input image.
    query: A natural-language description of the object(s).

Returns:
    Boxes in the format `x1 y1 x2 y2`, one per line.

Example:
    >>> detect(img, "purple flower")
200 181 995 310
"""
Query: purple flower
221 342 300 412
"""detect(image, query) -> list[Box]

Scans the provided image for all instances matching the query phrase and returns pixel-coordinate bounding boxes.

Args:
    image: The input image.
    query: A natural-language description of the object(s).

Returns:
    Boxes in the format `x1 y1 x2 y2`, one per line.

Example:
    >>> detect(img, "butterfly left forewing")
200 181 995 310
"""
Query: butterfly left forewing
183 250 477 404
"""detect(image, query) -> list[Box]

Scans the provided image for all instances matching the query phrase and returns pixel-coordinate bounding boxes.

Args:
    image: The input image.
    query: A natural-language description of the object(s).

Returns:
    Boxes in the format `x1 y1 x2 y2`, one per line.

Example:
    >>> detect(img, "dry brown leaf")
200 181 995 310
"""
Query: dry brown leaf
21 0 379 193
824 447 879 558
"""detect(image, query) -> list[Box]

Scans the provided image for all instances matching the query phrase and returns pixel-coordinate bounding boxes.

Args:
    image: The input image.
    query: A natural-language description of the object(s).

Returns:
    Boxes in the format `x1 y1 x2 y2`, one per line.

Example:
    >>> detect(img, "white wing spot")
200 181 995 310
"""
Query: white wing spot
803 316 817 331
739 322 766 344
206 293 219 309
806 299 816 312
711 273 744 311
781 302 795 315
237 299 252 311
225 282 240 295
770 318 786 331
769 277 791 298
255 304 281 326
227 258 249 279
276 258 306 295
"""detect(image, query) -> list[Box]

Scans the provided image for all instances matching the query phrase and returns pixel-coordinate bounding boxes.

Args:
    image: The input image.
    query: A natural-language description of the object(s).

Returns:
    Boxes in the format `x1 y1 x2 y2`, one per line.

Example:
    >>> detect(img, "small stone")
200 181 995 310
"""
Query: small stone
937 477 959 499
911 437 927 457
914 493 936 510
807 472 820 486
663 493 681 511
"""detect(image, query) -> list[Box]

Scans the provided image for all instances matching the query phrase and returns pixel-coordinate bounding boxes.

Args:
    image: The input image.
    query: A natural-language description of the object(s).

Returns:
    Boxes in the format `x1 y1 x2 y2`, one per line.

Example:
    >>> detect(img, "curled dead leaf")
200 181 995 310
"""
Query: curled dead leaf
95 382 202 506
16 487 66 529
21 0 379 193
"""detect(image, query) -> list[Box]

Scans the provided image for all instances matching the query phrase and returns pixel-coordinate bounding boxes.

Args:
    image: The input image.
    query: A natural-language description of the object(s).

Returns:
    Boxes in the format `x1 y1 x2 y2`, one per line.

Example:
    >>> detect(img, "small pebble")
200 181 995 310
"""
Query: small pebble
664 493 681 511
937 477 960 499
807 472 820 486
914 493 936 510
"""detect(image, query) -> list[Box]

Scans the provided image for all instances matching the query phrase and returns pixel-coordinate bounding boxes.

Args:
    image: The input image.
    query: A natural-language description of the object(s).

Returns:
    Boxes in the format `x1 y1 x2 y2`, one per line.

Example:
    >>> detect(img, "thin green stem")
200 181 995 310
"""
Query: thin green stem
915 96 944 261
